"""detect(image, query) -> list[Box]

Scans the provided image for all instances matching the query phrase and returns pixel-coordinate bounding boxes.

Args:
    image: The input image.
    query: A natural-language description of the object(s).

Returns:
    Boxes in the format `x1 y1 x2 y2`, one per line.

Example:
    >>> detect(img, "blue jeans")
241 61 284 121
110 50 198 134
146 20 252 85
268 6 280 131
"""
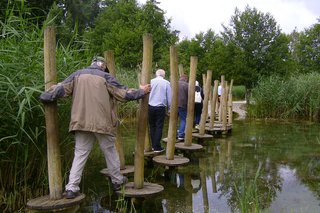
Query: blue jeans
178 107 187 138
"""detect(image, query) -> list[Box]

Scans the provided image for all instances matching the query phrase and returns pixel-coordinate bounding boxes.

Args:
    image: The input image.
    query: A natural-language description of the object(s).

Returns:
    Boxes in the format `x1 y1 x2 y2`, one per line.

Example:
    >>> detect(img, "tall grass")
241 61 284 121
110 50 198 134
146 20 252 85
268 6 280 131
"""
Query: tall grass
232 85 246 101
0 4 143 211
248 73 320 121
0 5 90 211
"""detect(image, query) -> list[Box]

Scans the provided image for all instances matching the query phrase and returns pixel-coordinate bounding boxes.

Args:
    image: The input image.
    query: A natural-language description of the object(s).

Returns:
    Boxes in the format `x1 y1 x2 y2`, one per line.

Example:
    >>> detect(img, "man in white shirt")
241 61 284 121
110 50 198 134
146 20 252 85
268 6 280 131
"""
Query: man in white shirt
148 69 171 152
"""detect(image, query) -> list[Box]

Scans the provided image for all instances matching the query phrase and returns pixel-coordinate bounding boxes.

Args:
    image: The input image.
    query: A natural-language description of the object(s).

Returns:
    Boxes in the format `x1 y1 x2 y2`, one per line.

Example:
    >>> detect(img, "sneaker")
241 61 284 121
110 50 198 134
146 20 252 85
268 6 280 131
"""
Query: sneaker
112 176 128 191
64 190 80 199
153 148 165 153
177 137 184 141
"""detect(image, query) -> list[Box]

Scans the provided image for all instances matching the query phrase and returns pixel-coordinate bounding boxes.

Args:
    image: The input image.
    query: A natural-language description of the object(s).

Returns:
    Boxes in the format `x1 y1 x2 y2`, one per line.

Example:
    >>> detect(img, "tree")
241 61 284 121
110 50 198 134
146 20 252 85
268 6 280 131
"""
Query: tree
292 20 320 73
221 6 291 90
177 29 220 80
85 0 178 69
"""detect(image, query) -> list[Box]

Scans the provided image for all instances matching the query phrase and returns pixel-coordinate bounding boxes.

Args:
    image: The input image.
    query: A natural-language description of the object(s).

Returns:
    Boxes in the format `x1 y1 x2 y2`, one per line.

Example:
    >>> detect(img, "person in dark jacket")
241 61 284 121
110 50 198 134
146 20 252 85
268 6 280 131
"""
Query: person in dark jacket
177 75 188 140
39 56 151 198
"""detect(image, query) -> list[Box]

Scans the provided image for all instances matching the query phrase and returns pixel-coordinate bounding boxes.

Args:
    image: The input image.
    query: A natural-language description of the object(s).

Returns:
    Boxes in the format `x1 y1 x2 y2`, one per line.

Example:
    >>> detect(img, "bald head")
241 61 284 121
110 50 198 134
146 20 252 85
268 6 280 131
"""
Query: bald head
155 69 165 78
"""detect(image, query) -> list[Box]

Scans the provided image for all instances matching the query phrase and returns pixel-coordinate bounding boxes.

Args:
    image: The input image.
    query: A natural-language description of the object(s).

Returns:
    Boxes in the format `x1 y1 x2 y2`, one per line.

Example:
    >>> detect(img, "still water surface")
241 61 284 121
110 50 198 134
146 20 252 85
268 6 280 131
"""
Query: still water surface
78 120 320 212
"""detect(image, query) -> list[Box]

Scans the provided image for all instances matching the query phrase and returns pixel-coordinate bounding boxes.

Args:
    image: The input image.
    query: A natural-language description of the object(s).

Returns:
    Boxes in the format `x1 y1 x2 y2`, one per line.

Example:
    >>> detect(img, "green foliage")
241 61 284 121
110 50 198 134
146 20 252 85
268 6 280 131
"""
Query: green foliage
85 0 178 69
221 6 292 89
232 85 246 101
248 73 320 121
291 21 320 73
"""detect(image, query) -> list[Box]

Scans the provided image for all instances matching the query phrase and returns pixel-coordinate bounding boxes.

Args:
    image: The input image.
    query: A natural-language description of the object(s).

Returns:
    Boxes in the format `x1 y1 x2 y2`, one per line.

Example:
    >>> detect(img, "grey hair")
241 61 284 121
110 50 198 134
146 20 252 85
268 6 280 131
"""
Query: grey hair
155 69 165 77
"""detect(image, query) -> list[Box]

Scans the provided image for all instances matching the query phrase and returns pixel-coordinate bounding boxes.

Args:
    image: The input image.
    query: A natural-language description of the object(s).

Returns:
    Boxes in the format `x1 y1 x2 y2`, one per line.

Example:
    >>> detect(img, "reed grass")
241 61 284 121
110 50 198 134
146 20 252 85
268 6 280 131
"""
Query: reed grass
248 73 320 121
0 4 142 211
233 85 246 101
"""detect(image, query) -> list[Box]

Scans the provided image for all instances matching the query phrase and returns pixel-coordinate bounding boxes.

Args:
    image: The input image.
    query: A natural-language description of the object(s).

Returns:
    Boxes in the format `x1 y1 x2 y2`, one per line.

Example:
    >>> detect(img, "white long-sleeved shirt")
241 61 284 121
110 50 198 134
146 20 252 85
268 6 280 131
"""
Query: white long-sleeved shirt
148 76 171 110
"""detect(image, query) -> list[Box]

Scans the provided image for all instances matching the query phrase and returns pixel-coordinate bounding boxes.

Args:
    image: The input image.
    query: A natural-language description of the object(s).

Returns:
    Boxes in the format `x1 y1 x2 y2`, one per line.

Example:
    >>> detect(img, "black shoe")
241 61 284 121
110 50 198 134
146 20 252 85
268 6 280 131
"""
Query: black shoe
112 176 128 191
153 148 165 153
64 190 80 199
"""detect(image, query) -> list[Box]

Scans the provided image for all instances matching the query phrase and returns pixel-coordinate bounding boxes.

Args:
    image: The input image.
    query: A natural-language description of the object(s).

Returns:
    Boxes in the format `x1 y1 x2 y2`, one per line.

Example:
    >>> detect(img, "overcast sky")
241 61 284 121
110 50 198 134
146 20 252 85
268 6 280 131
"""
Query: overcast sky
137 0 319 40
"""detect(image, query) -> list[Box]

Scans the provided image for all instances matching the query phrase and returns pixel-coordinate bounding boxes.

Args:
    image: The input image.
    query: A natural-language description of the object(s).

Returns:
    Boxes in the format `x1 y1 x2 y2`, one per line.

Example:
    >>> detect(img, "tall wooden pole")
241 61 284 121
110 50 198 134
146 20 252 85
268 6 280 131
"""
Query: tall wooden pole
104 50 125 170
178 64 184 77
199 70 212 135
184 56 197 146
222 82 229 131
134 34 152 189
166 46 179 160
218 75 225 122
227 79 234 126
44 26 62 200
210 80 219 129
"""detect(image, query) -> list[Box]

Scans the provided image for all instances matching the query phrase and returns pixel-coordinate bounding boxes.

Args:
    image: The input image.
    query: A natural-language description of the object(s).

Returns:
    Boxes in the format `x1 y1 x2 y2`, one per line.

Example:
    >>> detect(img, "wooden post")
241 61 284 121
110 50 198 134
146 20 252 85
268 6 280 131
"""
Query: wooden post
134 34 152 189
227 79 234 126
144 122 152 152
178 64 184 77
104 50 116 75
222 82 229 131
184 56 197 146
218 75 225 122
44 26 62 200
210 80 219 129
202 74 206 94
166 46 179 160
104 50 125 170
199 70 212 135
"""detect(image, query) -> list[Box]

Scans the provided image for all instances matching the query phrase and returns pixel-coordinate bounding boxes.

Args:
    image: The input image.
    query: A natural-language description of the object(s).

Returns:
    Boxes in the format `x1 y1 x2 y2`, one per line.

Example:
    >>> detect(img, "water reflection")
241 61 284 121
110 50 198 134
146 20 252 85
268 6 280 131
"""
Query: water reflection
80 120 320 212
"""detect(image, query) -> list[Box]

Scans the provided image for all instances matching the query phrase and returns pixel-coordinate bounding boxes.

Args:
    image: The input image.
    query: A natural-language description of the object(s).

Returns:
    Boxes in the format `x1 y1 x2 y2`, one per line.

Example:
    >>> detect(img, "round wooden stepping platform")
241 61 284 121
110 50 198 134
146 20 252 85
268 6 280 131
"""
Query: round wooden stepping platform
100 165 134 177
26 194 85 211
115 182 164 198
152 155 189 167
192 133 213 139
175 142 203 150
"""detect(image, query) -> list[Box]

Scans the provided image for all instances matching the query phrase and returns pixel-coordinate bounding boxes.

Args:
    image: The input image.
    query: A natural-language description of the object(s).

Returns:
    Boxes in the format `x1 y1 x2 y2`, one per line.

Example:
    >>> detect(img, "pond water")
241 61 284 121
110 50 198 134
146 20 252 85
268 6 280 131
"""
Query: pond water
77 120 320 212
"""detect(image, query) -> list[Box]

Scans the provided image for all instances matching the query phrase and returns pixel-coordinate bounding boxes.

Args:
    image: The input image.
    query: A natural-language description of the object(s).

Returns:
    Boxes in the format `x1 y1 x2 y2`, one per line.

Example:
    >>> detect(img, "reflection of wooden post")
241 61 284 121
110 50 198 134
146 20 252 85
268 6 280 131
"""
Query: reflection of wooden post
199 70 212 135
44 26 62 200
178 64 184 77
104 50 125 169
184 56 197 146
166 46 179 160
199 158 209 213
227 140 232 168
134 34 152 189
210 80 219 129
219 140 226 182
184 173 193 208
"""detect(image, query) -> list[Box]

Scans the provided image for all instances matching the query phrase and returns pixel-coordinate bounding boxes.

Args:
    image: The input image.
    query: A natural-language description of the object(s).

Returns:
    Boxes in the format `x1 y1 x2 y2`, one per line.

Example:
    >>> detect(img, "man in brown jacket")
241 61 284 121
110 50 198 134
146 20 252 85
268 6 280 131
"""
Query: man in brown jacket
40 56 151 198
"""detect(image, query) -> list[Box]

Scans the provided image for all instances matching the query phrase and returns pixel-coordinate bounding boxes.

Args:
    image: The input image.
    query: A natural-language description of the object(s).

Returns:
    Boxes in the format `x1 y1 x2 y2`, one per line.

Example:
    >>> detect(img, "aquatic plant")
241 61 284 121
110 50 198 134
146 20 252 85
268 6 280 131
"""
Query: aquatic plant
248 73 320 121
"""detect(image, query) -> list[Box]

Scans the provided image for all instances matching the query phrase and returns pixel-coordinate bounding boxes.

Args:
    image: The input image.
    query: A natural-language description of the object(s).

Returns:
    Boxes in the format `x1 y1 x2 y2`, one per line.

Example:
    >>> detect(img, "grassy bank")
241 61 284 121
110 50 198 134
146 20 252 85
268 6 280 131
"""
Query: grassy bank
248 73 320 121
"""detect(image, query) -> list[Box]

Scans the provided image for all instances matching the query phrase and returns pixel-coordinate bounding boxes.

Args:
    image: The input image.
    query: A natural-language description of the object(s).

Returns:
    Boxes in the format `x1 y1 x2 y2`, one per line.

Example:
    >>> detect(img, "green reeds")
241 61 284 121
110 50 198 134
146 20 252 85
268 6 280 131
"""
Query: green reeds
248 73 320 121
233 85 246 101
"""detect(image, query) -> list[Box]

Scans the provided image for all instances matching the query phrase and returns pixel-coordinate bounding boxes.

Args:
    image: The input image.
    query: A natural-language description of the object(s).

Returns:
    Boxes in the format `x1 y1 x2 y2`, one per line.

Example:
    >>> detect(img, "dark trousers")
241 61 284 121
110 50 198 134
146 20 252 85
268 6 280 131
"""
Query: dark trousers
148 105 166 150
194 103 203 125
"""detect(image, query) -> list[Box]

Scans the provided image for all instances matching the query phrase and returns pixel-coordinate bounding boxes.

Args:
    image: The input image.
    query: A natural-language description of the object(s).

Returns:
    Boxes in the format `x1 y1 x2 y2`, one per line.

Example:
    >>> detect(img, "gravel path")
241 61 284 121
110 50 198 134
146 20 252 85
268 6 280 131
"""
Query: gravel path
233 101 246 120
